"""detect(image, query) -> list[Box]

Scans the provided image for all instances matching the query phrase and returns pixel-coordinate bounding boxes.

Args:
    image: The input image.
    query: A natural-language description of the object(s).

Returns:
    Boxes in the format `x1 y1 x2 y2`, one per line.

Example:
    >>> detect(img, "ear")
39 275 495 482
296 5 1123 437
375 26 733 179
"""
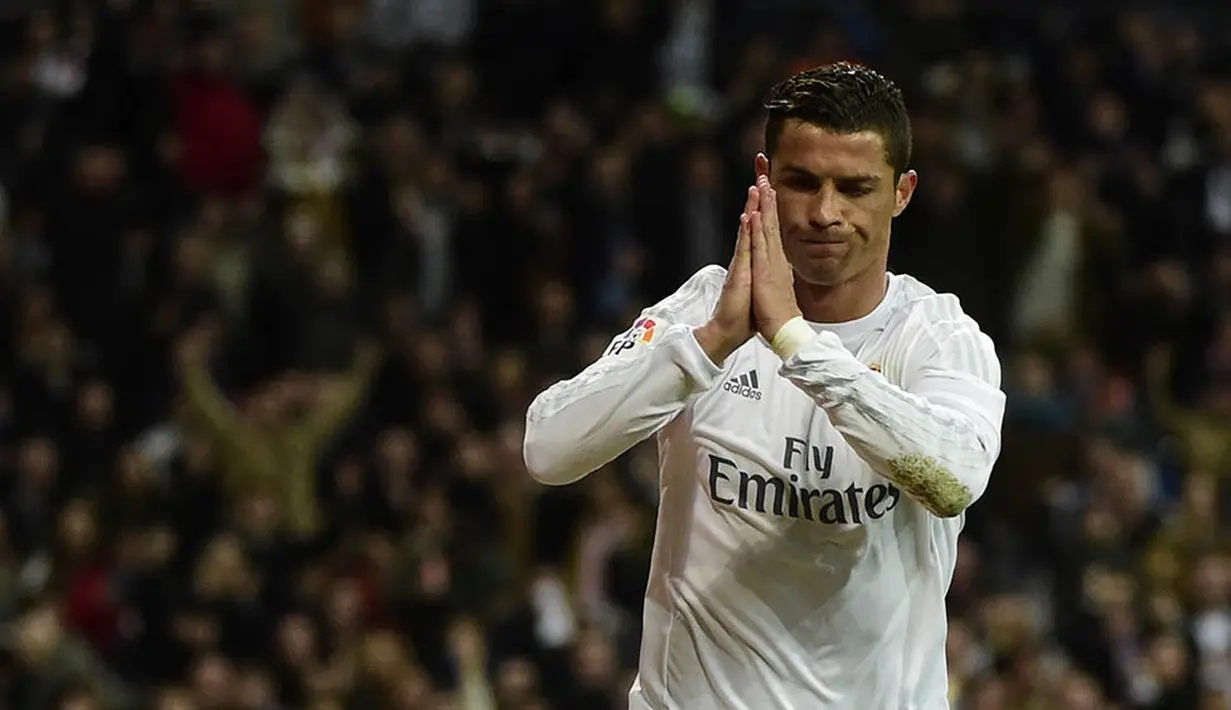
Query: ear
755 152 770 180
893 170 918 218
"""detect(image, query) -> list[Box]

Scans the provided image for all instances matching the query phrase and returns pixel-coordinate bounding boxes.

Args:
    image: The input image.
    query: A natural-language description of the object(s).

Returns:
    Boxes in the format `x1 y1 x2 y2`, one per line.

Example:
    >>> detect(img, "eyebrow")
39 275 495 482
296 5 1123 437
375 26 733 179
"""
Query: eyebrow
779 165 882 185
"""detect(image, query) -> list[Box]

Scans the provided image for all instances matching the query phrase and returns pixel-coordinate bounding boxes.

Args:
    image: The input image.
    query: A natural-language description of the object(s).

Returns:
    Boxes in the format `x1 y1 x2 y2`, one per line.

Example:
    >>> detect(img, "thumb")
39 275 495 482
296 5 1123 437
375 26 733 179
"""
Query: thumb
730 213 752 271
749 211 768 272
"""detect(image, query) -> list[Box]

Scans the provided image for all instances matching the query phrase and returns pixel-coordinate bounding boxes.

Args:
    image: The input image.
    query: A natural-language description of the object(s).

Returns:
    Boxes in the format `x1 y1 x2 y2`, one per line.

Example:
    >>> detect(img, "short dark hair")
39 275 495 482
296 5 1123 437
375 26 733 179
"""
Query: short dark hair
764 62 912 177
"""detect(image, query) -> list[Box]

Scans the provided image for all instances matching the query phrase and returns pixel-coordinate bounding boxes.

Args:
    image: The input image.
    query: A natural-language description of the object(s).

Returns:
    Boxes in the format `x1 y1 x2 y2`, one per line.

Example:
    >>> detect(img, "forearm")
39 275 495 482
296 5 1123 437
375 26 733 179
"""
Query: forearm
456 662 497 710
524 326 721 485
180 360 245 442
778 330 1000 518
303 361 377 443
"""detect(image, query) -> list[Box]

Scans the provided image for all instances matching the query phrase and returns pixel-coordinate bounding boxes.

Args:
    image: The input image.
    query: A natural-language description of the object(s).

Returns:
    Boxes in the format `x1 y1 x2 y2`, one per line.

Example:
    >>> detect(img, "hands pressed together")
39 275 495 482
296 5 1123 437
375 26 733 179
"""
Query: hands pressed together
695 155 803 365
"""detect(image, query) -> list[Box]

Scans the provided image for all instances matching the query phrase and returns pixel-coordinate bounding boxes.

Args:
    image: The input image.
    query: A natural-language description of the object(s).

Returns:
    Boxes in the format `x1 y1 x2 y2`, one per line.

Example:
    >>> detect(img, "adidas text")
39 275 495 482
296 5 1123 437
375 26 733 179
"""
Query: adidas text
722 370 762 400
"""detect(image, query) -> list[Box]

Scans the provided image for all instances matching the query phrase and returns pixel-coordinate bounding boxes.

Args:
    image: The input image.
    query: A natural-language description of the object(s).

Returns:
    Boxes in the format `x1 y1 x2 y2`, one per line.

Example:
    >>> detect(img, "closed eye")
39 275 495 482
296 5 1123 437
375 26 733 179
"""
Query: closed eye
836 179 878 197
781 172 820 192
778 168 880 197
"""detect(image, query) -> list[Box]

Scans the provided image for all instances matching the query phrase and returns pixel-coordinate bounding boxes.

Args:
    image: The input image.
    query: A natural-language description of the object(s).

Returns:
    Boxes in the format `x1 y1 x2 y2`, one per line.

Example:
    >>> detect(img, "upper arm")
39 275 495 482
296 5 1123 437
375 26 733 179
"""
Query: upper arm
597 265 726 362
910 320 1004 432
904 298 1007 493
528 265 726 420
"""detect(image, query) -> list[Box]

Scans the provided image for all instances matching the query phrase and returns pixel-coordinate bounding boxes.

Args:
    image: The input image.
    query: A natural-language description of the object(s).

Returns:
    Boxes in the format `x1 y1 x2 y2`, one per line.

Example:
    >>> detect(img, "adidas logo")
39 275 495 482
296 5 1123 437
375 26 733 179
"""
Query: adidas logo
722 370 763 401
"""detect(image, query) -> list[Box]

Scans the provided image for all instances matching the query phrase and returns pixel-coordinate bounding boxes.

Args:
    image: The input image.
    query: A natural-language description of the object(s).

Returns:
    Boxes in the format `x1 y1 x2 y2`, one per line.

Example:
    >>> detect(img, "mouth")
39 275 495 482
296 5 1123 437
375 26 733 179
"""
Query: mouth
797 239 850 256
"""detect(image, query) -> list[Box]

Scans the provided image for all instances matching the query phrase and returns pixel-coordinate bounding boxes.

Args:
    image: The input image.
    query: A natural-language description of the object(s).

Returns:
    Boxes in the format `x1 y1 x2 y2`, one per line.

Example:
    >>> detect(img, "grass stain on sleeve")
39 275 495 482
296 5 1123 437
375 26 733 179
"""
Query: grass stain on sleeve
888 453 973 518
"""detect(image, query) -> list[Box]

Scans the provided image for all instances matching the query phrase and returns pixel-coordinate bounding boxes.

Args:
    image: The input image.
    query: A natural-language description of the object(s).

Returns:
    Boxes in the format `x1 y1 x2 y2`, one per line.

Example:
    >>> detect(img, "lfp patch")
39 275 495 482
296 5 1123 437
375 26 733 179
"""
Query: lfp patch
606 317 657 357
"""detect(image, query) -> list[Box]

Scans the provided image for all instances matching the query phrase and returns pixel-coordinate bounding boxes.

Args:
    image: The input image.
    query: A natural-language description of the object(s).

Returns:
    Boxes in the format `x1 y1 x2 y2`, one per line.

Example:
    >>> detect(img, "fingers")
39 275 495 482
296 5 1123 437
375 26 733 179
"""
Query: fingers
756 175 782 243
754 175 788 270
731 212 751 270
755 174 775 222
755 152 770 179
729 185 759 271
749 211 768 274
728 211 748 273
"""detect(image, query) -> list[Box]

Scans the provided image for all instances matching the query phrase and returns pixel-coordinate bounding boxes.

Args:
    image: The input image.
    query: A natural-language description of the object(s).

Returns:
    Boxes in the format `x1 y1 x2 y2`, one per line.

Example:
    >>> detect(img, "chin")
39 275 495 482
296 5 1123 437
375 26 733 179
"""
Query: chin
791 259 849 287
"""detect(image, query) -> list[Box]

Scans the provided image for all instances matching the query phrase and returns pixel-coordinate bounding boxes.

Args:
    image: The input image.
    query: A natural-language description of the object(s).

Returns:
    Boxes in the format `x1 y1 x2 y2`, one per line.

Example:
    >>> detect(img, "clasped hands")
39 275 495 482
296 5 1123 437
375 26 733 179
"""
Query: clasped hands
695 154 803 365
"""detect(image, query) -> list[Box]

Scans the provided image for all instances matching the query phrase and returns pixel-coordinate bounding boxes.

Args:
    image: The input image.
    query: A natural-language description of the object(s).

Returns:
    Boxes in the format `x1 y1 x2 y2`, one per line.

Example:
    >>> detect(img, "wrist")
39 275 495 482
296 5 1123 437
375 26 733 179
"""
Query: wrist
769 316 813 360
759 305 804 342
693 322 740 366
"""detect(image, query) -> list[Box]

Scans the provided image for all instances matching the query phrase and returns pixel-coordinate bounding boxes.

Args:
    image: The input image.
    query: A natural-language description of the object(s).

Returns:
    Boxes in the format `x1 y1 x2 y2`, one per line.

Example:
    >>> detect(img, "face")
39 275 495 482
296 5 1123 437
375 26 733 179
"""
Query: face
768 120 915 287
1059 674 1101 710
235 669 275 710
277 614 317 664
58 500 97 555
191 655 234 708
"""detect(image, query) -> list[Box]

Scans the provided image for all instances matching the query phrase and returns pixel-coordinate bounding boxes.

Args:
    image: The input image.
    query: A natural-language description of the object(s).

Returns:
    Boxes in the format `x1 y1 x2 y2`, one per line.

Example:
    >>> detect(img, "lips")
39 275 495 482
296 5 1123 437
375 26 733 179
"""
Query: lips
797 239 849 257
800 230 855 243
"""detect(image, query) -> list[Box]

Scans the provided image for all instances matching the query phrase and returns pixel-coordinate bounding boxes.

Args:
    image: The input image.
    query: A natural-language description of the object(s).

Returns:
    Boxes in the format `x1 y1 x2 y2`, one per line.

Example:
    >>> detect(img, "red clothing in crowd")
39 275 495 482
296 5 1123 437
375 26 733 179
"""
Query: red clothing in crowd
173 71 263 195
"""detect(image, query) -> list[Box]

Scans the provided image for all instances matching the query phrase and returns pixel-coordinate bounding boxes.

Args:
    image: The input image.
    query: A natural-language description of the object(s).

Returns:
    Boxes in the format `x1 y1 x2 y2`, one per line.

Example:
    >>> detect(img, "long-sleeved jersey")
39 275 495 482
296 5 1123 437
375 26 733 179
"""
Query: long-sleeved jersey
524 265 1005 710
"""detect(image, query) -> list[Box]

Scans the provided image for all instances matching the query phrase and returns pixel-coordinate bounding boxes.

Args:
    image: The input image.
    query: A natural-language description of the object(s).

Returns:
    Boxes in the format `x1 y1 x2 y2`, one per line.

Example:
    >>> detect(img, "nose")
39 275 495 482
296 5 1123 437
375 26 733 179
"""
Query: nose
808 184 845 232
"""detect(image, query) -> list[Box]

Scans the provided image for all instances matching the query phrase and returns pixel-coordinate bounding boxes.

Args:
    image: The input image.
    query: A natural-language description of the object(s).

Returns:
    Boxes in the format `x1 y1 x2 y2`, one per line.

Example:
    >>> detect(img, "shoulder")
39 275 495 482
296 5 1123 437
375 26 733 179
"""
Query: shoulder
599 266 726 358
885 275 1000 385
641 265 727 325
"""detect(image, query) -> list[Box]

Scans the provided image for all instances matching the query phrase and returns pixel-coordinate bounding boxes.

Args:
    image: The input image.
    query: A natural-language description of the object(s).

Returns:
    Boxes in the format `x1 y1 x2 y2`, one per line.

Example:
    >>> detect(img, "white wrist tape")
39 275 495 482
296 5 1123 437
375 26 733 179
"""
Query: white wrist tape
770 316 814 360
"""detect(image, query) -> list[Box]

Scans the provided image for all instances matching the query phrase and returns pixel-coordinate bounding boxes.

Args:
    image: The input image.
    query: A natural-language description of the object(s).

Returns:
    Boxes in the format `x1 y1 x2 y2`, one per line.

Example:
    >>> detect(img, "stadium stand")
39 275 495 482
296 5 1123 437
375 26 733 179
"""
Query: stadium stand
0 1 1230 708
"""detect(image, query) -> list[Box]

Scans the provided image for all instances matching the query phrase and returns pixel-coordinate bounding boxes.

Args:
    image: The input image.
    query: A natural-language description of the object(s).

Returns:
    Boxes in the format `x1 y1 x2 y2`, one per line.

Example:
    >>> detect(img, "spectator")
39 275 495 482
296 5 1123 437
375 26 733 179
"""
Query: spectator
0 2 1230 709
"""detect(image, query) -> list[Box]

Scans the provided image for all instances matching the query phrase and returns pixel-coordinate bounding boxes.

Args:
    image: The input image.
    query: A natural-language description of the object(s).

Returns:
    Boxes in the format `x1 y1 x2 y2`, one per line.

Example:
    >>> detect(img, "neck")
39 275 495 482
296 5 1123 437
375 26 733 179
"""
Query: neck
794 261 889 324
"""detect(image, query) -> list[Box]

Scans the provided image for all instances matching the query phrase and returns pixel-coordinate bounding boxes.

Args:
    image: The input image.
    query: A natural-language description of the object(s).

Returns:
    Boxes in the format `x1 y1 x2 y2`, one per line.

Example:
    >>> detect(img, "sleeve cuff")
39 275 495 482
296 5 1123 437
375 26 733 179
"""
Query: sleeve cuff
675 325 725 389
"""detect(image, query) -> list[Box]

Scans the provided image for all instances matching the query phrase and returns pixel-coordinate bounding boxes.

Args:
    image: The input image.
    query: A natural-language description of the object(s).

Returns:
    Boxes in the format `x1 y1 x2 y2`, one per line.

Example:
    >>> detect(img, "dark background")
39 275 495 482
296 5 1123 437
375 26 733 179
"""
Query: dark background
0 1 1229 709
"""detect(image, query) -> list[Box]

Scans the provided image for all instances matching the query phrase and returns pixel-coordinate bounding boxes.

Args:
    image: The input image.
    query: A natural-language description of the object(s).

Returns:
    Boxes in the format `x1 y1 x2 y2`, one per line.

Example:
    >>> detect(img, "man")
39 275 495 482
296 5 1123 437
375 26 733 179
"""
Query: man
523 62 1004 709
176 325 381 538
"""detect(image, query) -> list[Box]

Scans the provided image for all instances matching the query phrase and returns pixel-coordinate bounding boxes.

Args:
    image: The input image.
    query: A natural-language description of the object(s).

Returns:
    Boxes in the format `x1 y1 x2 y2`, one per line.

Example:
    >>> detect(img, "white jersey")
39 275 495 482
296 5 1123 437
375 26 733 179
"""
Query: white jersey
523 266 1005 710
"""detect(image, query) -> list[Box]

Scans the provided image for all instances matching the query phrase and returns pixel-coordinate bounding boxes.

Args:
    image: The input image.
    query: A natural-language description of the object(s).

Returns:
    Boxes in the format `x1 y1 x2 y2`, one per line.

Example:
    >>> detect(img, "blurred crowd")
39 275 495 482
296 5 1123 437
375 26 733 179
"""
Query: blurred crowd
0 1 1230 709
